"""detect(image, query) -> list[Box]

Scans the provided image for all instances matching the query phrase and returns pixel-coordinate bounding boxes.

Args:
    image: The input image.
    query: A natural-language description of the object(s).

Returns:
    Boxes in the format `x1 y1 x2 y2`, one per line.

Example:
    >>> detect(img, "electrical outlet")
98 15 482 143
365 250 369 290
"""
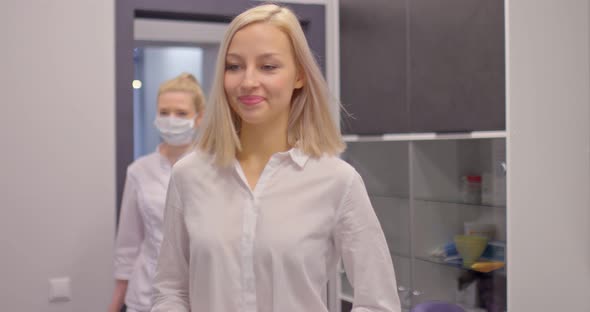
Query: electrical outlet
49 277 71 303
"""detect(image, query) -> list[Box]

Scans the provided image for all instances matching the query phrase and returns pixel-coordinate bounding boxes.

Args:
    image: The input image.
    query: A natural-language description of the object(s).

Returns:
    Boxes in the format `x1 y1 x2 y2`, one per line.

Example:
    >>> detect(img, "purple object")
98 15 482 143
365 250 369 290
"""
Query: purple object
410 301 466 312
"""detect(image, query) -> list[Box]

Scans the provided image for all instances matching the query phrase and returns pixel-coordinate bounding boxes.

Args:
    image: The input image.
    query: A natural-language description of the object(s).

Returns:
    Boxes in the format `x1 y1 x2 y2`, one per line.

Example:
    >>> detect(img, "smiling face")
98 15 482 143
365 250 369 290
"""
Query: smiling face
224 22 304 129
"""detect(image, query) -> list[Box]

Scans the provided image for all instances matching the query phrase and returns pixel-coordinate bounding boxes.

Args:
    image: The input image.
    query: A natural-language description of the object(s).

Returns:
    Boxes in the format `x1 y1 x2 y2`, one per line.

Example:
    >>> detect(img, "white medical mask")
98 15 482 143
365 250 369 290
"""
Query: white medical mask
153 115 196 146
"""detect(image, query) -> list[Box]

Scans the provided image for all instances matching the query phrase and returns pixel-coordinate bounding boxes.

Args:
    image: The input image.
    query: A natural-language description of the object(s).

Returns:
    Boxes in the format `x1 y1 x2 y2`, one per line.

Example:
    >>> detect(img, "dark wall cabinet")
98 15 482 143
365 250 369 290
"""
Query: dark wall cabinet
340 0 408 134
340 0 505 134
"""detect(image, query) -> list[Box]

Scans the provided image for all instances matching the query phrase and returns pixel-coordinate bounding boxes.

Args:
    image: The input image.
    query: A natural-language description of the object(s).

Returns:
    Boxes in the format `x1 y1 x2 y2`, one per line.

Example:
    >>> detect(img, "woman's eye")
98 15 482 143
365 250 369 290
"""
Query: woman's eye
261 64 278 71
176 112 188 117
159 111 170 116
225 64 240 71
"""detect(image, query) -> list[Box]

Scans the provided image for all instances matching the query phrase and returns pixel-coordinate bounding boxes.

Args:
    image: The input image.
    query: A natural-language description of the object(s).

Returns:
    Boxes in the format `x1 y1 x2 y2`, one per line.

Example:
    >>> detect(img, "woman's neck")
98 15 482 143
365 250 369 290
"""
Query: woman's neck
159 143 191 165
237 120 290 163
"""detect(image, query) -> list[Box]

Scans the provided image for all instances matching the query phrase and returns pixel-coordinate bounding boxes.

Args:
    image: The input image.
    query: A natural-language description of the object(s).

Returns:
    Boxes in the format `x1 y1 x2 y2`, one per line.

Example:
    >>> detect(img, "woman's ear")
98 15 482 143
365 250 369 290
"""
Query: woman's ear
294 67 305 89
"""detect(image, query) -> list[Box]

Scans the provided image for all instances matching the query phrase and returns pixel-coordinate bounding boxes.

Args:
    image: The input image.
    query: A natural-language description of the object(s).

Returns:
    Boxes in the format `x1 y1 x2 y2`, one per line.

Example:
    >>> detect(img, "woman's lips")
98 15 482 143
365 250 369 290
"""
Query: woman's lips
238 95 265 106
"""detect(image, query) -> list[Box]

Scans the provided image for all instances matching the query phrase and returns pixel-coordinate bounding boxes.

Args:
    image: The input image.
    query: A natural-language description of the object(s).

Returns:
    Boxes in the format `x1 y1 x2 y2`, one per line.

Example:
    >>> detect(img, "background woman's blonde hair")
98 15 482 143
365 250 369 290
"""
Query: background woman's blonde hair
199 3 345 166
158 73 206 114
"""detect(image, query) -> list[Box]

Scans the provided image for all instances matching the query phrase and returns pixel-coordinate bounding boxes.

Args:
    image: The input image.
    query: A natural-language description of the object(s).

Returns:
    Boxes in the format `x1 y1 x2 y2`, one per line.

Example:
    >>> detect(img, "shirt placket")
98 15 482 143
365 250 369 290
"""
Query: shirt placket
237 156 282 312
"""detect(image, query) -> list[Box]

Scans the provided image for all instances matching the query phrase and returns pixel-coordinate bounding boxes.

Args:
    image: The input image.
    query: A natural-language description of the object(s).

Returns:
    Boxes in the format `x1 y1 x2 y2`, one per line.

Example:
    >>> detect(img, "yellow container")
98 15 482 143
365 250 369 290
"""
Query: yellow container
454 235 488 268
471 261 505 273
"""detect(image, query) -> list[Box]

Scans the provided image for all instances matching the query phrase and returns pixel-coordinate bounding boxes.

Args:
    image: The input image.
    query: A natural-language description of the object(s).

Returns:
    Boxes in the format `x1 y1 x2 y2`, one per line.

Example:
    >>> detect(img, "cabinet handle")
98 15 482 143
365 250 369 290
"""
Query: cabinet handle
411 290 423 296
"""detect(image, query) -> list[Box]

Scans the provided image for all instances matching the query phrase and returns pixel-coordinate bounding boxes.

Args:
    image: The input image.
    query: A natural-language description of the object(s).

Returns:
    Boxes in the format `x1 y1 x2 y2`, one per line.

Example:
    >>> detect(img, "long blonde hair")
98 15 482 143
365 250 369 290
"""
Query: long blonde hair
158 73 206 115
198 3 344 166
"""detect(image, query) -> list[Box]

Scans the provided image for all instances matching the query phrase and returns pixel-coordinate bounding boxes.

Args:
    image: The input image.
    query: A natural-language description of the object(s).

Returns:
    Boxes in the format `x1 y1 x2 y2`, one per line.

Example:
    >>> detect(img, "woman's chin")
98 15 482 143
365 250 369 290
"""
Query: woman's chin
237 112 269 126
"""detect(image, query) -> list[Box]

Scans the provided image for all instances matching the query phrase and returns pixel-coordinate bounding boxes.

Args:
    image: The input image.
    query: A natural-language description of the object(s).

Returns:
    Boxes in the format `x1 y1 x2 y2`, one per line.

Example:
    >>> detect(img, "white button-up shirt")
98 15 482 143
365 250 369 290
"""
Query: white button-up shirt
114 150 173 312
151 148 401 312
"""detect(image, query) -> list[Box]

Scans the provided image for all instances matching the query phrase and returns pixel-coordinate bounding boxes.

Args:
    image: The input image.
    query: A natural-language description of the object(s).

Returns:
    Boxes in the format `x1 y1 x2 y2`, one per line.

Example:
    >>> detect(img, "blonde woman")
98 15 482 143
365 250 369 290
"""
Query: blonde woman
108 73 206 312
152 4 401 312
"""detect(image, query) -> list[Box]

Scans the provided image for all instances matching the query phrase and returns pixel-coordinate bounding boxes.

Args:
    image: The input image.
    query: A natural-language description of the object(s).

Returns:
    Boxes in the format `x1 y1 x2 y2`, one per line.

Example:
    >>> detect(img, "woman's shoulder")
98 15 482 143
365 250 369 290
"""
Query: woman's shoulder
170 148 216 178
126 151 161 175
308 154 358 181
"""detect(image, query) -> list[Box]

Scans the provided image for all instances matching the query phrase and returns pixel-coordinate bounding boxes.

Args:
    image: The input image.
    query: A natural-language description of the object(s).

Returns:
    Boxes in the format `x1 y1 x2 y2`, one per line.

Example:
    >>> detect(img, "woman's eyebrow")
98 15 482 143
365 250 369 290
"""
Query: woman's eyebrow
258 53 280 58
225 53 243 59
226 52 281 59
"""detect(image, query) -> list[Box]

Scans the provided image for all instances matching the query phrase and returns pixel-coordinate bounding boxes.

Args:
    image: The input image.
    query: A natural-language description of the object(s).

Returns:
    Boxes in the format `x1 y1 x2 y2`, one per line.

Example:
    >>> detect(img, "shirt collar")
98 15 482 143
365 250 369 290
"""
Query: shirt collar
287 147 309 169
155 147 170 170
233 147 310 170
156 144 192 170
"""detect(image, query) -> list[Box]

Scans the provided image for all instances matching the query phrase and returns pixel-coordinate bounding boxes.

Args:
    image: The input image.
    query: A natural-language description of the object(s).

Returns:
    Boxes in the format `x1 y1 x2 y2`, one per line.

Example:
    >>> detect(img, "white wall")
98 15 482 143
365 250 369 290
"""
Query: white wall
506 0 590 311
0 1 115 311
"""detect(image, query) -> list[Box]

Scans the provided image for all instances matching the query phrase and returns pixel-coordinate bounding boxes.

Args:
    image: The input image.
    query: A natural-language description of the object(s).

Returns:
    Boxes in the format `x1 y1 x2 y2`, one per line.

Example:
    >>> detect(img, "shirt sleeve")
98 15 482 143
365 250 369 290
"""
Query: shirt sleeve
114 171 144 280
334 171 402 312
151 173 190 312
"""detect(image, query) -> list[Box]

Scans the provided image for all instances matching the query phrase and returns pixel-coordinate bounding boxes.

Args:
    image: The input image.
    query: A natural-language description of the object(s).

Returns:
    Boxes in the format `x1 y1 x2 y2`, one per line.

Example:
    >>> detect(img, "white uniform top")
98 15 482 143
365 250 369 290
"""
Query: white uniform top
151 148 401 312
114 149 174 312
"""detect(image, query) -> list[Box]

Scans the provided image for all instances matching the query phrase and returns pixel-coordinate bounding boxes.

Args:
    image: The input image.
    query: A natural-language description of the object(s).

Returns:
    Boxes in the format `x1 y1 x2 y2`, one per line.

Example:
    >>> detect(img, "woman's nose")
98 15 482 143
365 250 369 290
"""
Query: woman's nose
241 68 260 88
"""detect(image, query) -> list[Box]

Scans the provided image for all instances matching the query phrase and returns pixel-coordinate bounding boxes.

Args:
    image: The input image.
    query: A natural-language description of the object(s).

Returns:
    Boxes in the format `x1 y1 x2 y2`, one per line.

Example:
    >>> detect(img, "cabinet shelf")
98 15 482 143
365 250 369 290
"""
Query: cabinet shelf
339 254 505 275
343 131 507 143
338 251 411 276
415 256 506 275
369 195 506 209
370 194 410 200
414 197 506 209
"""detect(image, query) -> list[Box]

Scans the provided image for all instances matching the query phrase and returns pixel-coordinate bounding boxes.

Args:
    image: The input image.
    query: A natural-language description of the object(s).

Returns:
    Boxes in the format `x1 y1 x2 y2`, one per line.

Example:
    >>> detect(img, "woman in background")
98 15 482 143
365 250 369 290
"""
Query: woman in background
107 73 206 312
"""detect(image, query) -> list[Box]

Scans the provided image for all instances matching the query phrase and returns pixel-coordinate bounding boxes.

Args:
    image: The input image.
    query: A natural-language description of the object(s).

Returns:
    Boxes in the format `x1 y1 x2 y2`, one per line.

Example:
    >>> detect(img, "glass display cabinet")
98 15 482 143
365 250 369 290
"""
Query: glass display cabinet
336 134 507 312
